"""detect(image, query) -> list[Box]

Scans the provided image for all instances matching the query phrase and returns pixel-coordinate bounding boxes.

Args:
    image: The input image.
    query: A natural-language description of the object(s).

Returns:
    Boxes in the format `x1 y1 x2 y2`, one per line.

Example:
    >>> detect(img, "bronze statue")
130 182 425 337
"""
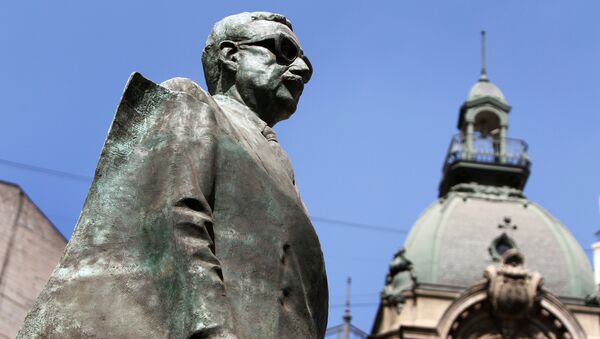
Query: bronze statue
17 12 328 339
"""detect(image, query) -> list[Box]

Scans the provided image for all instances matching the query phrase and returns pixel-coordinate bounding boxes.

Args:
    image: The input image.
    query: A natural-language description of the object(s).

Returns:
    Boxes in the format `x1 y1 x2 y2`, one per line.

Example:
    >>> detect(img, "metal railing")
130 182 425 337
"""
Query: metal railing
443 133 530 169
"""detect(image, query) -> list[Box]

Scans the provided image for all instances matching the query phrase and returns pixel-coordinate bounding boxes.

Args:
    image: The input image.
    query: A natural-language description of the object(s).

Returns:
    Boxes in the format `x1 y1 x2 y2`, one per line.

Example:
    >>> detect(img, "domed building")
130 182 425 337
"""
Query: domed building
370 34 600 338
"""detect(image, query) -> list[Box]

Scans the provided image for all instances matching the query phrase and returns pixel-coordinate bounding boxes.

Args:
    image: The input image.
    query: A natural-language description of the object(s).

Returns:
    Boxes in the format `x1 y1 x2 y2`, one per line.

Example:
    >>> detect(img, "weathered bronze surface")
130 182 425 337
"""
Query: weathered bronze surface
17 12 327 339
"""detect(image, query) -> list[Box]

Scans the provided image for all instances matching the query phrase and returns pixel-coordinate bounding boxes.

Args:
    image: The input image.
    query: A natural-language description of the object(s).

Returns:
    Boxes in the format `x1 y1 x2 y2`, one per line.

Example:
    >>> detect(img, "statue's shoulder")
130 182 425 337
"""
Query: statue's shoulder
120 72 216 107
160 77 213 105
117 72 224 132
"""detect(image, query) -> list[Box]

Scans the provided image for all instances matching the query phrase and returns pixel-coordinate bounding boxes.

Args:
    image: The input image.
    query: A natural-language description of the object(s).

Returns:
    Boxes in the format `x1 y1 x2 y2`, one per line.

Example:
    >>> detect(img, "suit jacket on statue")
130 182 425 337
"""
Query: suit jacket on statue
17 73 328 339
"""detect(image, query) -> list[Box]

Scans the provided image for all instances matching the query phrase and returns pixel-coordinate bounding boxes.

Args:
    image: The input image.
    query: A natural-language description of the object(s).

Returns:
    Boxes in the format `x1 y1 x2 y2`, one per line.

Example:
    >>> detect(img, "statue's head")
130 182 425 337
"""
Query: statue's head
203 12 312 126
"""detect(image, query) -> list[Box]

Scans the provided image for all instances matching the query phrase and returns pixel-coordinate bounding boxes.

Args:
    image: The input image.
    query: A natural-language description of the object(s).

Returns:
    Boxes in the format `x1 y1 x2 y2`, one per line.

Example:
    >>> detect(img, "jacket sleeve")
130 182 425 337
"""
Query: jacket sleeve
150 78 239 338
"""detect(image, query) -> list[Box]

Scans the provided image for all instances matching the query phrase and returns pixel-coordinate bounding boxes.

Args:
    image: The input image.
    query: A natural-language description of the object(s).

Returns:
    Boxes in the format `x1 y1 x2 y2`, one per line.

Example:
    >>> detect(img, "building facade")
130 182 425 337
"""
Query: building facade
370 52 600 338
0 181 66 339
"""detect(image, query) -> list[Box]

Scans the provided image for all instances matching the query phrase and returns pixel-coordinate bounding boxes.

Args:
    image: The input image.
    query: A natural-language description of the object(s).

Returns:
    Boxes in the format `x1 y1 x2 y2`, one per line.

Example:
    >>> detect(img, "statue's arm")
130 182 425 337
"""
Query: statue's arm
162 95 239 338
172 196 239 339
138 75 237 339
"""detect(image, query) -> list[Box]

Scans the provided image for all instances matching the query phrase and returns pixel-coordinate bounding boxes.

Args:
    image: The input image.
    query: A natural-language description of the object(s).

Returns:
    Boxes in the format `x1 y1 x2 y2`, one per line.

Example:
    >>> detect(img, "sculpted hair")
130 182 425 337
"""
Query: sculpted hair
202 12 293 94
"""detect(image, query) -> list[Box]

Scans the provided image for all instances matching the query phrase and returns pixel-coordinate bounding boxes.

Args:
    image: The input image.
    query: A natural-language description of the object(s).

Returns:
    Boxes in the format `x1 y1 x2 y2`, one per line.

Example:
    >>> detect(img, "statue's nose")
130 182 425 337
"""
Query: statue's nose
289 57 312 83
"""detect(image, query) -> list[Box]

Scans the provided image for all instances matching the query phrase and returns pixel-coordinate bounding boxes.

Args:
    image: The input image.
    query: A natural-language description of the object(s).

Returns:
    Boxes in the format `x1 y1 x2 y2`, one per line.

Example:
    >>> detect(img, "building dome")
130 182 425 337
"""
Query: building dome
386 183 595 301
467 79 507 104
373 33 600 339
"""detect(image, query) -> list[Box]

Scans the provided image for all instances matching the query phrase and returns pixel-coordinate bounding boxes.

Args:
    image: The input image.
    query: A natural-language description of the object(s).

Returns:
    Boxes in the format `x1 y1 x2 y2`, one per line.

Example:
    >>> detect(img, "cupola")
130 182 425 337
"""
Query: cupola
439 31 530 197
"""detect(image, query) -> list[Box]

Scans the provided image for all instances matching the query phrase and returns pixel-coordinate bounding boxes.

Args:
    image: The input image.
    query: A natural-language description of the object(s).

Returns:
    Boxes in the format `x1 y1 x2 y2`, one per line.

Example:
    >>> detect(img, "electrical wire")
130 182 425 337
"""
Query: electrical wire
0 157 409 234
312 216 405 234
0 158 92 182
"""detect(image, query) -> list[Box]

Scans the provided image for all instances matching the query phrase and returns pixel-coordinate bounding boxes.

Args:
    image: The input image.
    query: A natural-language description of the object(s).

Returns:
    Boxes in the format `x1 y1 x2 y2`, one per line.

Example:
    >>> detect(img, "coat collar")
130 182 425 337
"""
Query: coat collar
213 94 279 143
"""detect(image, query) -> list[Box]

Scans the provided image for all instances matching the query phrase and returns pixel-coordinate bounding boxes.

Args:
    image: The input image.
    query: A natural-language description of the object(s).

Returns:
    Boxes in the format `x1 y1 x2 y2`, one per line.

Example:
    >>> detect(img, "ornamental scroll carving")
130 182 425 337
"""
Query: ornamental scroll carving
485 249 543 322
442 249 581 339
381 248 417 313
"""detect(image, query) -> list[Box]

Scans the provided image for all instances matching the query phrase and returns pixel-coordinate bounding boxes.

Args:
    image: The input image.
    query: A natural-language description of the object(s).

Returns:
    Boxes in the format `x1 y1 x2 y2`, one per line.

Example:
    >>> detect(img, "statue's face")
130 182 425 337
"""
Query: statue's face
232 21 312 126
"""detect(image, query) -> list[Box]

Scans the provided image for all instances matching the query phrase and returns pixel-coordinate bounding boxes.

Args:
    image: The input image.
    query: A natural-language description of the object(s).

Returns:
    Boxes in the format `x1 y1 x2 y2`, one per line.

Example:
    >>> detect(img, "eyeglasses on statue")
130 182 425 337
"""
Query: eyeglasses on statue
225 33 313 78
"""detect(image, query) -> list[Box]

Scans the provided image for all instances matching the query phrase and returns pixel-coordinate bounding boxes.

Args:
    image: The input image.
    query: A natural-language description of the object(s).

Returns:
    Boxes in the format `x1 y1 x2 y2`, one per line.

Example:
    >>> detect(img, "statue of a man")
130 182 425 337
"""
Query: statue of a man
18 12 328 339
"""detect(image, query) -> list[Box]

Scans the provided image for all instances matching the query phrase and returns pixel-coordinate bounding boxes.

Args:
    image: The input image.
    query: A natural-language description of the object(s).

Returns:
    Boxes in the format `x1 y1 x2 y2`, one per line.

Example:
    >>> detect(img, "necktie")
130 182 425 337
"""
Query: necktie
261 125 295 183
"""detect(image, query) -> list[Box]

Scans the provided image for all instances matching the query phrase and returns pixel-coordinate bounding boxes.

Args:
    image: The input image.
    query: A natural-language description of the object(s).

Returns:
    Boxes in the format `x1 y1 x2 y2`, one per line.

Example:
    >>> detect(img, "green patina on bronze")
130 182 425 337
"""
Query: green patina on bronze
18 12 327 339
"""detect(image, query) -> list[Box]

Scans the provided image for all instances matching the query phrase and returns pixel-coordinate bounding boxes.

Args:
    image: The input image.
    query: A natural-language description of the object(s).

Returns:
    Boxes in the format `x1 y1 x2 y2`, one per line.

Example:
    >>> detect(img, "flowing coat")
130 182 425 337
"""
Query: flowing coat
17 73 328 339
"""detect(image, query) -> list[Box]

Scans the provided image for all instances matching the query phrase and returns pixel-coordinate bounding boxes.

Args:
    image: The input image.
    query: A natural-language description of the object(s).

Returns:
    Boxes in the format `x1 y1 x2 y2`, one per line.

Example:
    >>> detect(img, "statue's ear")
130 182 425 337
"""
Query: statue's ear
219 41 238 72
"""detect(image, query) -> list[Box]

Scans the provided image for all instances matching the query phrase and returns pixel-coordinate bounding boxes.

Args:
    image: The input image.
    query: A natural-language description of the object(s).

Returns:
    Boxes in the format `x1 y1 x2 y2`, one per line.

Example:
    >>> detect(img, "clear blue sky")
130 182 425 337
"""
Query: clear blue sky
1 1 599 332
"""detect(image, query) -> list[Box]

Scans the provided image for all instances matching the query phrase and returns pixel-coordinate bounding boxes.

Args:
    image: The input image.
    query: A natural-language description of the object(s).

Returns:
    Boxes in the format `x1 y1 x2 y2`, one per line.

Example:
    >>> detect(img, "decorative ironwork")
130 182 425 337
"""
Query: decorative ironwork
443 133 530 169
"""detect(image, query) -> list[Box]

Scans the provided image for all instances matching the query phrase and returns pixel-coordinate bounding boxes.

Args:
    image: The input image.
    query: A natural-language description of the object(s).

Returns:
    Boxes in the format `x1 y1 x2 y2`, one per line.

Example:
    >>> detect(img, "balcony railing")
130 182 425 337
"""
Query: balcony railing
443 133 530 169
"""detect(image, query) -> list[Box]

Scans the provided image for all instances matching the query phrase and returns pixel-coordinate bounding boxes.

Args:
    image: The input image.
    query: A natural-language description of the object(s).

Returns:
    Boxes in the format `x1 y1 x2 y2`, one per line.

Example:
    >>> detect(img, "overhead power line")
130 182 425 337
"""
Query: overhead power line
0 157 408 234
312 216 406 234
0 158 92 182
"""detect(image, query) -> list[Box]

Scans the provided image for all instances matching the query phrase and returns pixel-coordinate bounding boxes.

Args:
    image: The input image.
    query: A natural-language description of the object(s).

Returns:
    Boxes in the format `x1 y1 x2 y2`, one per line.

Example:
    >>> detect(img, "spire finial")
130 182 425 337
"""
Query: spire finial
480 30 488 81
343 277 352 339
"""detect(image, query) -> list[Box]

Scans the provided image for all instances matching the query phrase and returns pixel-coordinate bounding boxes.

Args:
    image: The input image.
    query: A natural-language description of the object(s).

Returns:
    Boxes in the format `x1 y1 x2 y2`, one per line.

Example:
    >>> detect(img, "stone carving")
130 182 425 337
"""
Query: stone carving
445 250 578 338
17 12 327 339
388 248 414 277
381 248 417 312
488 232 517 261
484 249 543 336
449 182 526 199
585 290 600 306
